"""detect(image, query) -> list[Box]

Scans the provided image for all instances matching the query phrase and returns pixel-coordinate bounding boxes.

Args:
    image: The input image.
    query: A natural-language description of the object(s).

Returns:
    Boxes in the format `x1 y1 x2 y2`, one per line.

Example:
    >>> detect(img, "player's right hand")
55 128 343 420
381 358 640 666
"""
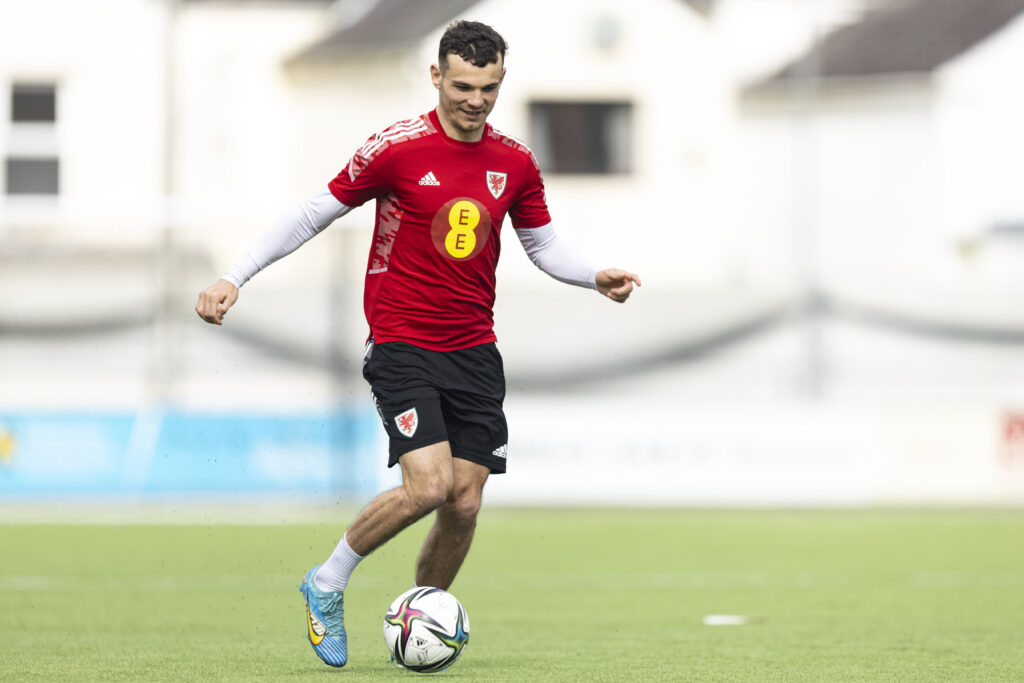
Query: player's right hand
195 278 239 325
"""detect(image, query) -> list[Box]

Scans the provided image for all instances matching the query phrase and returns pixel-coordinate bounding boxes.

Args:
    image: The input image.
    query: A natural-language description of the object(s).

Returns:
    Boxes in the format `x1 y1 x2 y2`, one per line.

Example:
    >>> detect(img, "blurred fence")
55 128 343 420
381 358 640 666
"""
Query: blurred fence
4 232 1024 504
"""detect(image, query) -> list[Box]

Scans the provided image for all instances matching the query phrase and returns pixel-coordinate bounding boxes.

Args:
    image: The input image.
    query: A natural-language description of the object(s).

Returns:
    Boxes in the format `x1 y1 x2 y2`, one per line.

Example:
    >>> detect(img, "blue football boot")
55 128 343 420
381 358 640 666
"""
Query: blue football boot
299 565 348 667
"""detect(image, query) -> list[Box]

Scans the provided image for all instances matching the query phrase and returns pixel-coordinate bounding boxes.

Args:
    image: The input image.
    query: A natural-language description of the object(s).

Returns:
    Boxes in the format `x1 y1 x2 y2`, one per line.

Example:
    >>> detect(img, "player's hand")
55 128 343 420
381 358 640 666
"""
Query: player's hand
596 268 641 303
195 279 239 325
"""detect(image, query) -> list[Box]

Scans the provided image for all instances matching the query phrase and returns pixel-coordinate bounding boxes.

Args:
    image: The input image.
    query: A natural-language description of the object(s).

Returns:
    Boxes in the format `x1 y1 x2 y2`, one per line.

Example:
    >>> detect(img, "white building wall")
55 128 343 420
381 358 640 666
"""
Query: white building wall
734 80 937 299
734 8 1024 316
288 52 432 193
933 12 1024 293
172 3 332 241
0 0 169 240
812 82 938 300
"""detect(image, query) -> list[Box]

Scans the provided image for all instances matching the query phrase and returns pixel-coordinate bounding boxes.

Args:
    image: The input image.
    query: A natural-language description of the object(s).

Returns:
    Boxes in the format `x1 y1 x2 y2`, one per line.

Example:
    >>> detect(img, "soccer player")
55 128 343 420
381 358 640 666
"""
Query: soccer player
195 20 640 668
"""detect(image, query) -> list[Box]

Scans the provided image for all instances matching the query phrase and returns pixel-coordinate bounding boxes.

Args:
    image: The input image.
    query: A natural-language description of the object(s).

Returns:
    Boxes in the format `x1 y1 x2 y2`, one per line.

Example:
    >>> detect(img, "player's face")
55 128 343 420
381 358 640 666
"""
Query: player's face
431 54 505 142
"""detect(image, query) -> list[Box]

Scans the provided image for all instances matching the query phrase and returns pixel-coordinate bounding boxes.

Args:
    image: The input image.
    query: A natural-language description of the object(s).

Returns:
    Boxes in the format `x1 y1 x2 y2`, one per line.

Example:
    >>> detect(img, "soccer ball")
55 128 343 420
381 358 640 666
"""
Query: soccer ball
383 586 470 673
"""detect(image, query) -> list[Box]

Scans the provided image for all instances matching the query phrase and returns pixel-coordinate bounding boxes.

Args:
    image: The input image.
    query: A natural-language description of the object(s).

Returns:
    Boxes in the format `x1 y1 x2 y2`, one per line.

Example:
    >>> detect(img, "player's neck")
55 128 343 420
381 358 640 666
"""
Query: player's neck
433 107 486 143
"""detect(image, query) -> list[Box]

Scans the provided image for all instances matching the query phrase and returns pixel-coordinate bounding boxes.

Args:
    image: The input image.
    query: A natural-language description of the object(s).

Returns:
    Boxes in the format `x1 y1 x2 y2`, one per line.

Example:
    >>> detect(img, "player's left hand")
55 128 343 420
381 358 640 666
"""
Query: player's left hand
596 268 641 303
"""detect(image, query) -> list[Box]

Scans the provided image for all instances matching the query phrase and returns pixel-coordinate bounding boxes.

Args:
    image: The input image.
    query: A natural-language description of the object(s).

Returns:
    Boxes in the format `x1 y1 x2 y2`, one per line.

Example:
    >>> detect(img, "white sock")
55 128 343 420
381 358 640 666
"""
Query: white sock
314 533 364 592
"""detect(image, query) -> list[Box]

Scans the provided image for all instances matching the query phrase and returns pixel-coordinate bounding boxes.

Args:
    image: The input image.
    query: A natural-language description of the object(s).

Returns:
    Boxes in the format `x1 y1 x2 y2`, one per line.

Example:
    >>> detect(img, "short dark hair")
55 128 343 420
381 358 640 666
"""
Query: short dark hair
438 20 507 73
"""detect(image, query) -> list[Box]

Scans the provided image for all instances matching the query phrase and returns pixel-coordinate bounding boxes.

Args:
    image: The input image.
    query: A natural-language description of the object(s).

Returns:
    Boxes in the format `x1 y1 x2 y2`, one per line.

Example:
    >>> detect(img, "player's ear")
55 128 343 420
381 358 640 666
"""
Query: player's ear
430 63 442 90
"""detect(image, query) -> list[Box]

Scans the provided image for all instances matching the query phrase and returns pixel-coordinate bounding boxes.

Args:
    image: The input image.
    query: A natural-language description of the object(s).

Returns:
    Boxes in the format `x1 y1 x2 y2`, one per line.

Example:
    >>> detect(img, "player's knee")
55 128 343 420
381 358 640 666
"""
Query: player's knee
445 489 482 527
408 479 452 514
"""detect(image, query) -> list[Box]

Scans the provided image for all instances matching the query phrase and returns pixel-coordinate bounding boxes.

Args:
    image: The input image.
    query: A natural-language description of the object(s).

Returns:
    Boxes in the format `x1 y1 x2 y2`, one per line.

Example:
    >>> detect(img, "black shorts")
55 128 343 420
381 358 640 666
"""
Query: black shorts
362 340 508 474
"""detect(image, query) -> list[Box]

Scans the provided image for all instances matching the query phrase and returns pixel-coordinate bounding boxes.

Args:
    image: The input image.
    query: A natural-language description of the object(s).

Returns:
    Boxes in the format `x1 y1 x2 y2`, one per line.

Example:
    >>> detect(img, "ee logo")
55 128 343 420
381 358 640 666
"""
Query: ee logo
431 197 492 261
446 201 479 258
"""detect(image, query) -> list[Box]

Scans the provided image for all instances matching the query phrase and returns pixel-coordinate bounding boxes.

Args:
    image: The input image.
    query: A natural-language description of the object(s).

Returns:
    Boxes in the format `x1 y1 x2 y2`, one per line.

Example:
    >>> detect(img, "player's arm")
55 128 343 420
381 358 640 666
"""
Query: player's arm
514 223 641 303
195 187 352 324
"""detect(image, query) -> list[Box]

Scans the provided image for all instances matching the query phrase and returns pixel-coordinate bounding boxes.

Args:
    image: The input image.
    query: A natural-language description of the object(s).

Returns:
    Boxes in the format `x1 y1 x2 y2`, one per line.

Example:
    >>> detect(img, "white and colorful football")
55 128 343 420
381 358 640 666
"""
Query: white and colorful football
383 586 470 673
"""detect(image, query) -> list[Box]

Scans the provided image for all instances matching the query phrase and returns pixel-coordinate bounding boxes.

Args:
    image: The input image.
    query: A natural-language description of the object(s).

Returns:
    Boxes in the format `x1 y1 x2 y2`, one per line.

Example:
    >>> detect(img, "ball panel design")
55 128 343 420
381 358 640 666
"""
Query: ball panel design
383 587 470 672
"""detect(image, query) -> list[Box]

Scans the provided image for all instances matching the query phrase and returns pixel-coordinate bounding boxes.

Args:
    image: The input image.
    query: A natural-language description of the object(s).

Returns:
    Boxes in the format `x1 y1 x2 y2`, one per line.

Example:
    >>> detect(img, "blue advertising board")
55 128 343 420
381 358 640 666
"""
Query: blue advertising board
0 409 382 497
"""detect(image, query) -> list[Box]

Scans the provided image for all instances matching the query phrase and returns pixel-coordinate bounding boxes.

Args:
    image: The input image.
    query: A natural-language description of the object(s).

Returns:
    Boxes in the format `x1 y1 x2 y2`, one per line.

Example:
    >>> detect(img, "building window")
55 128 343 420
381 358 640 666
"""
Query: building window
12 84 56 122
6 83 59 196
529 101 632 175
6 158 59 194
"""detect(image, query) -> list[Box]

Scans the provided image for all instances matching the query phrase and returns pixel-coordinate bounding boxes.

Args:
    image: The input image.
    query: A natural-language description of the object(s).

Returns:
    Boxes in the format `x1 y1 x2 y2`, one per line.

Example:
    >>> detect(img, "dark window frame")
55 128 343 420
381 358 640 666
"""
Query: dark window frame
11 83 57 123
6 158 60 195
6 82 60 196
529 100 633 175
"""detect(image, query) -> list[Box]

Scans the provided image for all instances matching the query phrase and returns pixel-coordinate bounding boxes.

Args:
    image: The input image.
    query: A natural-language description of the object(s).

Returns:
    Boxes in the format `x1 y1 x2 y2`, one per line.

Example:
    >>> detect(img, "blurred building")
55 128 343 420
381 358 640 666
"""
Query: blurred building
738 0 1024 313
0 0 871 396
3 0 1024 503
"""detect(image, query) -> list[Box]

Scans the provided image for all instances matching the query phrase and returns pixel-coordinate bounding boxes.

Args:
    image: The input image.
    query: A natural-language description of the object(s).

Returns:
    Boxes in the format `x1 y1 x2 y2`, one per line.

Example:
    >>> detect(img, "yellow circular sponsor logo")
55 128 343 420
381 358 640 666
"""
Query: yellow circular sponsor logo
445 201 480 258
431 198 492 262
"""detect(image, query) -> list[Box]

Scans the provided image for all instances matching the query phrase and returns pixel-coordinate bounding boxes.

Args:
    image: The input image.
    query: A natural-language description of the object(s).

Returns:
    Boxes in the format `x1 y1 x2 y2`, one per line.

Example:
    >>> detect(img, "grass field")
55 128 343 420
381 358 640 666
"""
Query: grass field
2 507 1023 681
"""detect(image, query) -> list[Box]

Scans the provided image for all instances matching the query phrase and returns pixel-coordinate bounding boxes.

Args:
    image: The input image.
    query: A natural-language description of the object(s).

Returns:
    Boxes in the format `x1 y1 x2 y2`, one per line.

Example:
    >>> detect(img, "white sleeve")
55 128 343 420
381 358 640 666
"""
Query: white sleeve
222 186 352 287
514 223 598 290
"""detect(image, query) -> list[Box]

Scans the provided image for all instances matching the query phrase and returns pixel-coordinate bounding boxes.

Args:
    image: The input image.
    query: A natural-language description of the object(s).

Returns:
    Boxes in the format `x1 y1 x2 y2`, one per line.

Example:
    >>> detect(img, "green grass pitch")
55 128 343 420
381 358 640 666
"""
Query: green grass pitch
2 508 1023 681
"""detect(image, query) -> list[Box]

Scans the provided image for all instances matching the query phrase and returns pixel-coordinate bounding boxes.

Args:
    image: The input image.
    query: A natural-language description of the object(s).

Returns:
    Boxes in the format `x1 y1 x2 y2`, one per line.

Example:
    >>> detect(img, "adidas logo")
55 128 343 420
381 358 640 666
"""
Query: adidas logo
418 171 440 186
492 444 508 459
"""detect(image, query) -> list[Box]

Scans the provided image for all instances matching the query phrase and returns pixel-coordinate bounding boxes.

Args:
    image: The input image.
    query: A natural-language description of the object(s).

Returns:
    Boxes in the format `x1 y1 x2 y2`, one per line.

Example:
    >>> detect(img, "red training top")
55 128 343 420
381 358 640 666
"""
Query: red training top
328 110 551 351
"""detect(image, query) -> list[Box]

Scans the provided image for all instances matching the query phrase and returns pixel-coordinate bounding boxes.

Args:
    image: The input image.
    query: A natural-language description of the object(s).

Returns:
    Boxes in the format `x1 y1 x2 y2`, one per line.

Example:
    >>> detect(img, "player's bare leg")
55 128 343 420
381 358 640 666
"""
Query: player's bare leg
415 458 490 590
300 442 456 667
345 441 457 555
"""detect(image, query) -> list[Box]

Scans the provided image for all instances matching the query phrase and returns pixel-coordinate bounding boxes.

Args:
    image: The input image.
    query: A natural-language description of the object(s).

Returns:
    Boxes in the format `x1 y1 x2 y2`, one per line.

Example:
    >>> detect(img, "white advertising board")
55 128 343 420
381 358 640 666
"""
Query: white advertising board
486 397 1024 506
